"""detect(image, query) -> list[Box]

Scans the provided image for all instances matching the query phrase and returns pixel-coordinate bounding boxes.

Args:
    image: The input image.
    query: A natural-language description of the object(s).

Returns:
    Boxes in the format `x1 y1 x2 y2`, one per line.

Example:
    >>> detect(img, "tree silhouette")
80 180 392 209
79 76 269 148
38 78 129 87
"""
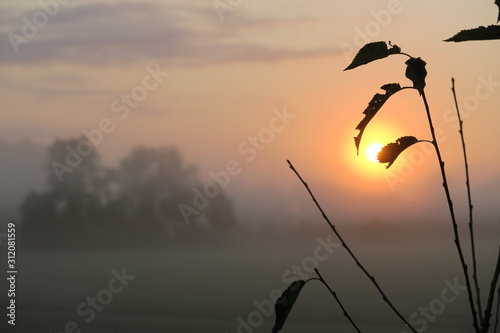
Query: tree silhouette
106 146 236 240
107 146 194 237
20 139 236 248
20 137 107 248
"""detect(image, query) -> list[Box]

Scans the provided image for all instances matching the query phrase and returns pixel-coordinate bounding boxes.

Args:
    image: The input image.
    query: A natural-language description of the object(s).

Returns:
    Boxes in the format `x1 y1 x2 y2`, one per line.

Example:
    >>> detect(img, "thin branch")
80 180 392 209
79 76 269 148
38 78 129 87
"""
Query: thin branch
420 89 480 333
482 247 500 333
451 77 483 324
493 286 499 333
313 268 362 333
287 159 417 333
396 52 413 59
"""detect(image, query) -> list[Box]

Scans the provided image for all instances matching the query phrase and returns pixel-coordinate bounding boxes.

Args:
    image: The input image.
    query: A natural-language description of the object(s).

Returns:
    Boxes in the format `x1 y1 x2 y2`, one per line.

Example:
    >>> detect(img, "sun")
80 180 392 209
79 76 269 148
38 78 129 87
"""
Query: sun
366 143 384 162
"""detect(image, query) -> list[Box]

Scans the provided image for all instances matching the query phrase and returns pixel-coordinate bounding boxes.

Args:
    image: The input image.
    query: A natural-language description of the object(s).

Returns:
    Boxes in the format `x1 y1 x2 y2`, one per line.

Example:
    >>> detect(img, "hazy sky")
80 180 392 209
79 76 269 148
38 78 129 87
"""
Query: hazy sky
1 0 499 227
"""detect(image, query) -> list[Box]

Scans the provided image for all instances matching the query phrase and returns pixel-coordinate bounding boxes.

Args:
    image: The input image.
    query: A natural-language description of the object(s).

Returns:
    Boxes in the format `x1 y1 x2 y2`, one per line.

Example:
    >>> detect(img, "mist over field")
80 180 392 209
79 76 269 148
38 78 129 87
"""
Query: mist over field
0 138 498 332
0 105 499 333
0 233 498 333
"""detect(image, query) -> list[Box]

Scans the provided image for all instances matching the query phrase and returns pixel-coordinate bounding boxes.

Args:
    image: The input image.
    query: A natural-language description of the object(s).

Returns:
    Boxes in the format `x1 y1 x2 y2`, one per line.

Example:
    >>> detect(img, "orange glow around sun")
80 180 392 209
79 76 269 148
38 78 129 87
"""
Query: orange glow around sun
334 122 399 190
366 143 383 162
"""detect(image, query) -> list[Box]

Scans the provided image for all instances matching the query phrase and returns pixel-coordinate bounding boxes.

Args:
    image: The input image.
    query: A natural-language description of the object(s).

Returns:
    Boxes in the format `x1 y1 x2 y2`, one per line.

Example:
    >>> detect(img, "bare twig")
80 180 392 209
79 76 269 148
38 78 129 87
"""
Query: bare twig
313 268 362 333
420 89 480 333
493 286 499 333
482 247 500 333
287 159 417 333
451 77 483 324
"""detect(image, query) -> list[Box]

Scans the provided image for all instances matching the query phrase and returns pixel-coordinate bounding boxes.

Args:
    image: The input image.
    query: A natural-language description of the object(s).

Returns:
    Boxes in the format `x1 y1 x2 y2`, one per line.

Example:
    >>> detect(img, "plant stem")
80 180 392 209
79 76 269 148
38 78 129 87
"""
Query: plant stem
313 268 362 333
482 247 500 333
397 52 413 59
287 159 417 333
451 77 483 324
493 286 499 333
420 89 480 333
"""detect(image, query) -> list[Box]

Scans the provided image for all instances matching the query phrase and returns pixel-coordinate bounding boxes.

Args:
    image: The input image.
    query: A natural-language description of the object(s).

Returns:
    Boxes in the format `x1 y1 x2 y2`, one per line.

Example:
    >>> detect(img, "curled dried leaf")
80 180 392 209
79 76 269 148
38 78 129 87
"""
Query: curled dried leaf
378 136 419 168
354 83 402 154
405 58 427 94
272 280 306 333
344 41 401 71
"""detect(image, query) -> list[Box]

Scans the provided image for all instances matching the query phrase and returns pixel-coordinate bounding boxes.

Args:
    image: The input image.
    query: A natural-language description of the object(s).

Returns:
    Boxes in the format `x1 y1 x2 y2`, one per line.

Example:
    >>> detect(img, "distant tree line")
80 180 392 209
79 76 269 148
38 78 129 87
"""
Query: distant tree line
19 137 235 249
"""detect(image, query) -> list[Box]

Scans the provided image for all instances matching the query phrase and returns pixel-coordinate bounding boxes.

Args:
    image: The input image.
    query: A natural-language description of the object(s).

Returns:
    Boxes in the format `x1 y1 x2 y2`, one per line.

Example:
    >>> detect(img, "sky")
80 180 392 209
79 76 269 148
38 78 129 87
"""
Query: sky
1 0 500 229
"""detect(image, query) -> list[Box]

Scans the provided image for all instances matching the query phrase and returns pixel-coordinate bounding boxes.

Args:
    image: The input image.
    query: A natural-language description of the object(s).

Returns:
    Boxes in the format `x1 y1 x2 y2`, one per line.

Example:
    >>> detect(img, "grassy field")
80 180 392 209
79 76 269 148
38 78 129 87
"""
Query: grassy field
2 235 497 333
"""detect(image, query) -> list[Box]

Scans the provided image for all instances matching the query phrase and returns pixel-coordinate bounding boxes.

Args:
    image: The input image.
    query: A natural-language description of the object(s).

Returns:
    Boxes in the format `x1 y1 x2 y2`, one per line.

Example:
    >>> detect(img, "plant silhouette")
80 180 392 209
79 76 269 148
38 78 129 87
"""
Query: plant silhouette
377 136 419 169
269 2 500 332
354 83 402 155
270 40 500 333
445 0 500 42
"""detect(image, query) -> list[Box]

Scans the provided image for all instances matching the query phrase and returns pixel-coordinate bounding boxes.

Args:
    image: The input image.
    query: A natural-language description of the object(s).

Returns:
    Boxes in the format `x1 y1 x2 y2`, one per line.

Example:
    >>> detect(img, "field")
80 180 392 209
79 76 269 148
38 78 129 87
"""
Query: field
2 234 498 333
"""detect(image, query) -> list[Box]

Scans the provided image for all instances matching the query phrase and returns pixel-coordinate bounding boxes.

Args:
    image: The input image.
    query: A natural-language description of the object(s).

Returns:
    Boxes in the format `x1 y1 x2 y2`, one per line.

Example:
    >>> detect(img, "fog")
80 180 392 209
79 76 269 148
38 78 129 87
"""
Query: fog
1 234 498 332
0 139 499 332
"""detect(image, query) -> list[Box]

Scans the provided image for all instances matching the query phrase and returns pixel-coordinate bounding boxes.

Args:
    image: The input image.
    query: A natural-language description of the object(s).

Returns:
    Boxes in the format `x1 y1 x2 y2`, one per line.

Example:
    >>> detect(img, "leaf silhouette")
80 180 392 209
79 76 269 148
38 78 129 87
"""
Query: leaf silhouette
496 0 500 22
354 83 402 154
344 41 401 70
445 25 500 42
272 280 306 333
378 136 419 168
405 58 427 94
